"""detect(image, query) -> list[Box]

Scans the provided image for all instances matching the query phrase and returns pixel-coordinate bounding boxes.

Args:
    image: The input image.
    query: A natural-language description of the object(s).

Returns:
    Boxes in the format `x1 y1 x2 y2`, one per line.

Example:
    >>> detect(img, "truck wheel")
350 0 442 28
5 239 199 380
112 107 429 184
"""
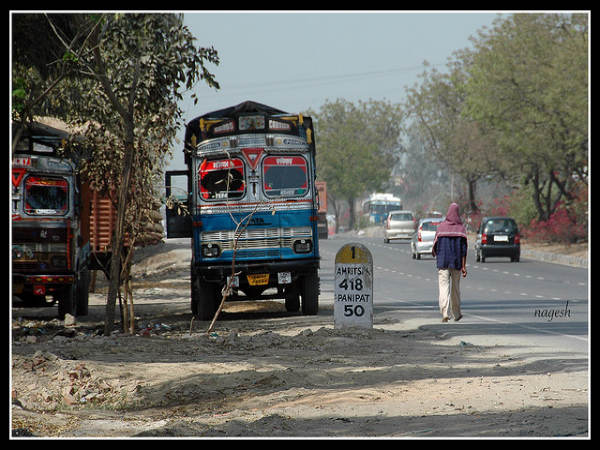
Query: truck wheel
301 271 319 315
76 268 90 316
285 292 300 312
20 293 49 307
192 275 218 320
58 284 76 320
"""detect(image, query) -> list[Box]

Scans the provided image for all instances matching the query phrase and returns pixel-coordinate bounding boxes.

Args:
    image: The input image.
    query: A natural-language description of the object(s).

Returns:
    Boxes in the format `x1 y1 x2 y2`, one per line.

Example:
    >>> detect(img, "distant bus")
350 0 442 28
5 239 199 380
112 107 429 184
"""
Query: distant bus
362 193 402 225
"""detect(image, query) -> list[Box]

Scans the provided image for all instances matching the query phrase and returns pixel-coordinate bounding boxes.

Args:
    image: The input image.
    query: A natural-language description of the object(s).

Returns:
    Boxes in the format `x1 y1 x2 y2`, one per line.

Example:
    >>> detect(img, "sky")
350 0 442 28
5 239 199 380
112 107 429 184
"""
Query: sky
169 11 502 170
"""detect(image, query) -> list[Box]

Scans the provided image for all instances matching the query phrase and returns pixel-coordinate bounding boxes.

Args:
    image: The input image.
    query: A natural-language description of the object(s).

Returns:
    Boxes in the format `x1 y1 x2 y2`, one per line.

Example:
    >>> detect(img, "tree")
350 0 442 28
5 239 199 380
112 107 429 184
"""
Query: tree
396 128 449 211
404 59 502 213
35 13 220 335
464 13 588 221
311 99 404 229
11 14 86 149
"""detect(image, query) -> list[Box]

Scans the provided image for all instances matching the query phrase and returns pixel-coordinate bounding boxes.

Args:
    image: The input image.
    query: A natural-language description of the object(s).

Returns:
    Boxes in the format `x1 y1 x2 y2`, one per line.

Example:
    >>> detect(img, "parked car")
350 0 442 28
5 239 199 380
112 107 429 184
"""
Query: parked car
384 210 416 243
475 216 521 262
411 217 444 259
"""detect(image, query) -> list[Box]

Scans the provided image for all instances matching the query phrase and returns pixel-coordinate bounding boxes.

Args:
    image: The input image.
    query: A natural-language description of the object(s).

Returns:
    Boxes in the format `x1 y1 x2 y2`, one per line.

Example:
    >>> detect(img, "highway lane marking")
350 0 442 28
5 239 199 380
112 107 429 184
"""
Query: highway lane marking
378 264 565 302
328 242 588 342
333 241 586 302
466 312 588 343
375 297 588 343
338 244 588 343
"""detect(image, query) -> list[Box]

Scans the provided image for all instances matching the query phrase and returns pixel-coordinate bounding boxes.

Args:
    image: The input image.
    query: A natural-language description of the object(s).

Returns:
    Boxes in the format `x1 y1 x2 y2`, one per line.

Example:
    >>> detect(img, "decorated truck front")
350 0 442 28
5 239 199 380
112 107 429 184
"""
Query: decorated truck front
166 101 320 320
12 119 127 320
11 150 90 319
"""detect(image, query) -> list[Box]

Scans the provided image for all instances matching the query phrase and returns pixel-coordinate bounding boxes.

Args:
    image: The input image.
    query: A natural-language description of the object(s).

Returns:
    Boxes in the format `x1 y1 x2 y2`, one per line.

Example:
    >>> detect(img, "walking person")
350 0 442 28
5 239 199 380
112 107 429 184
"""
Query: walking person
432 203 468 322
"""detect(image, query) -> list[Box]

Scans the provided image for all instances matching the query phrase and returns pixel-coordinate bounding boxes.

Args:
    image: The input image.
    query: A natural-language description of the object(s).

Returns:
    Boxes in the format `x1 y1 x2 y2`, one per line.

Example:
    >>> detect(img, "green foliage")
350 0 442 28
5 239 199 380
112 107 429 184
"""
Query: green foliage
404 55 507 212
310 98 404 227
463 13 588 221
396 129 449 211
505 186 538 229
11 75 27 115
403 12 587 234
12 12 221 334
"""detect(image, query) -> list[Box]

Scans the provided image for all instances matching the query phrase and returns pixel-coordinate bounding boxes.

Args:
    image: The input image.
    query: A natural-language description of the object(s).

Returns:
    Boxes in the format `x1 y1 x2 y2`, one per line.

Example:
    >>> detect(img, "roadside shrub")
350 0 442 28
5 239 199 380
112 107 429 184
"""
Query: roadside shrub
525 183 588 244
525 205 587 244
477 185 587 244
489 195 510 216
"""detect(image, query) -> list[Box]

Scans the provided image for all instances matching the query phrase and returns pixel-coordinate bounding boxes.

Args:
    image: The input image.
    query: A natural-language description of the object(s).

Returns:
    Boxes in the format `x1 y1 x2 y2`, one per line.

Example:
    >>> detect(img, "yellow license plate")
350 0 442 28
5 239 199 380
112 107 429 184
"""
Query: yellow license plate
247 273 269 286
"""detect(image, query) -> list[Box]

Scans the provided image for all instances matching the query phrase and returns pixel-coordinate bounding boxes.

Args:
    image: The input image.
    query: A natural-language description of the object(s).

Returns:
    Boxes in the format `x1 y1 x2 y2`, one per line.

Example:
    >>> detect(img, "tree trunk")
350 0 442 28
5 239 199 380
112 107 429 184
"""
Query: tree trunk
104 132 135 336
348 196 356 230
468 178 479 213
531 168 549 222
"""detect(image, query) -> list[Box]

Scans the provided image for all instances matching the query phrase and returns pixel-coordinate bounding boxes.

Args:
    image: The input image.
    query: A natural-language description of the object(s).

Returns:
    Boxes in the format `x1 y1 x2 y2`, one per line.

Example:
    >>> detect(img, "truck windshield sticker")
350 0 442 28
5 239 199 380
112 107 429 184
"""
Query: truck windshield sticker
24 175 69 215
268 119 291 131
263 156 308 197
239 115 265 131
199 158 245 200
212 120 235 134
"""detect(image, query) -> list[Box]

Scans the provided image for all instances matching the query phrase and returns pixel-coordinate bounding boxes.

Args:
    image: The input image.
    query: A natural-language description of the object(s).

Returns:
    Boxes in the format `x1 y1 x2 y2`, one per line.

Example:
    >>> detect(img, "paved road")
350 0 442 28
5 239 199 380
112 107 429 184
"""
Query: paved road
13 233 589 365
318 235 589 361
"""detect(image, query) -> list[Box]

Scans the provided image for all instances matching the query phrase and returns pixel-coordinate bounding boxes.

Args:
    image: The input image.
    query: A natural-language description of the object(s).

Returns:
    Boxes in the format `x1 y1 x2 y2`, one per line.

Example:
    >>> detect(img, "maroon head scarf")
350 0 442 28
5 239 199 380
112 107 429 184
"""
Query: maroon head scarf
432 203 467 256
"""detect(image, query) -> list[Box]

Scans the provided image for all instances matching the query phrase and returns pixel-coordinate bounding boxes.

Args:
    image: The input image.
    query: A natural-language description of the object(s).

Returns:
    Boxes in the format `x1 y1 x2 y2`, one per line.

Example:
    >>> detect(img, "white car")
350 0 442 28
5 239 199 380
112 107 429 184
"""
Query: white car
383 210 415 243
410 217 444 259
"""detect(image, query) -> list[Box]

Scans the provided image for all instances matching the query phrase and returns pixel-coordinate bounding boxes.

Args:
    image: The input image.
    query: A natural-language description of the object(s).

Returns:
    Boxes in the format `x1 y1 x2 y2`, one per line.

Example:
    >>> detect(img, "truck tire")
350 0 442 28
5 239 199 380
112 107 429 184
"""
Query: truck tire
76 268 90 316
300 271 319 315
191 275 218 321
58 284 76 320
285 292 300 312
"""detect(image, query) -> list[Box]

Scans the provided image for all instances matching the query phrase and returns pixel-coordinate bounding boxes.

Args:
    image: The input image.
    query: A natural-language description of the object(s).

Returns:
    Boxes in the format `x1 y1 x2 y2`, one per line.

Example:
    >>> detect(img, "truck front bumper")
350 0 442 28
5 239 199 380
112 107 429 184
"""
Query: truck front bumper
195 258 320 284
13 273 75 296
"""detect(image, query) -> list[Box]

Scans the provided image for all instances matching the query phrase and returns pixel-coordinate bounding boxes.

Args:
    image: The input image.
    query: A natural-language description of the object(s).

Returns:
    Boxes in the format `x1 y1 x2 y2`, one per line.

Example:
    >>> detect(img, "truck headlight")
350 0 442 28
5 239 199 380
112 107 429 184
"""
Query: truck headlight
293 239 312 253
202 243 220 257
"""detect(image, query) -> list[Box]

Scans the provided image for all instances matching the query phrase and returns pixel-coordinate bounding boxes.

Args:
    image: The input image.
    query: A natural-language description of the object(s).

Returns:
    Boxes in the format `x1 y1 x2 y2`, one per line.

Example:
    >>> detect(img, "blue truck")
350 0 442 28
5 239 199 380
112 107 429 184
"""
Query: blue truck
165 101 321 320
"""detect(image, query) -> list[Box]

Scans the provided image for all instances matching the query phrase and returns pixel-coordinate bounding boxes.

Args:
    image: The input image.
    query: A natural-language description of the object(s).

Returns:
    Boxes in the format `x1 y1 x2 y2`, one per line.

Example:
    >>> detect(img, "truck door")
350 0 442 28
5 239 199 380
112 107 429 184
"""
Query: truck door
165 170 192 238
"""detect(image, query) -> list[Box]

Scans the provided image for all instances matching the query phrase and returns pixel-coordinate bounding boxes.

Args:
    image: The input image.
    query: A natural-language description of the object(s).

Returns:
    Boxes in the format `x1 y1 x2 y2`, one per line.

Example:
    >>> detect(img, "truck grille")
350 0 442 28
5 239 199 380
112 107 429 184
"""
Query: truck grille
201 226 312 251
12 241 69 272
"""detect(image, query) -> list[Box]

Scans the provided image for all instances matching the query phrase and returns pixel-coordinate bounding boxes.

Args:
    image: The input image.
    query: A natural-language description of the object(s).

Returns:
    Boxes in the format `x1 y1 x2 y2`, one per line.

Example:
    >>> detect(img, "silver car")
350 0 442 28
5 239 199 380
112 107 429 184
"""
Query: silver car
410 217 444 259
383 210 416 243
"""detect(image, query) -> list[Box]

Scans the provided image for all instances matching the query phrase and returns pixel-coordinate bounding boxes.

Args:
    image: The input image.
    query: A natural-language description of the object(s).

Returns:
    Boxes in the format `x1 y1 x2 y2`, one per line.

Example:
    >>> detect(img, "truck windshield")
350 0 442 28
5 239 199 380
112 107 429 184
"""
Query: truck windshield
24 175 69 215
199 157 245 200
263 156 308 197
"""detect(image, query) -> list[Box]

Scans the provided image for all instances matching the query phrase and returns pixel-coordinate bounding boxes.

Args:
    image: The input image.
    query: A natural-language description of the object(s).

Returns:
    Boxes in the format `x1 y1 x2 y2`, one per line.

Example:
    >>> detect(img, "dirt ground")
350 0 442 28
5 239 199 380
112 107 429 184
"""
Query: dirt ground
11 239 589 438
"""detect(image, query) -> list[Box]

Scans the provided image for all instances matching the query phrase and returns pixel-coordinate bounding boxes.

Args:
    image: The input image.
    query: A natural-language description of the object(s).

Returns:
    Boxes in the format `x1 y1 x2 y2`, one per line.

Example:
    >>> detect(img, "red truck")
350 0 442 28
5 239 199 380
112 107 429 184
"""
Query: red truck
11 120 120 319
315 181 328 239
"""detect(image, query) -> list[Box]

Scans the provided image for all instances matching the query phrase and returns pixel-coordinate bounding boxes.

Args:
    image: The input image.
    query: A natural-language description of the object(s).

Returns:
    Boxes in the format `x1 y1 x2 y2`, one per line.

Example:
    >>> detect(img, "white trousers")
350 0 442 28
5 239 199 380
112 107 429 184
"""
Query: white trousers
438 268 462 319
